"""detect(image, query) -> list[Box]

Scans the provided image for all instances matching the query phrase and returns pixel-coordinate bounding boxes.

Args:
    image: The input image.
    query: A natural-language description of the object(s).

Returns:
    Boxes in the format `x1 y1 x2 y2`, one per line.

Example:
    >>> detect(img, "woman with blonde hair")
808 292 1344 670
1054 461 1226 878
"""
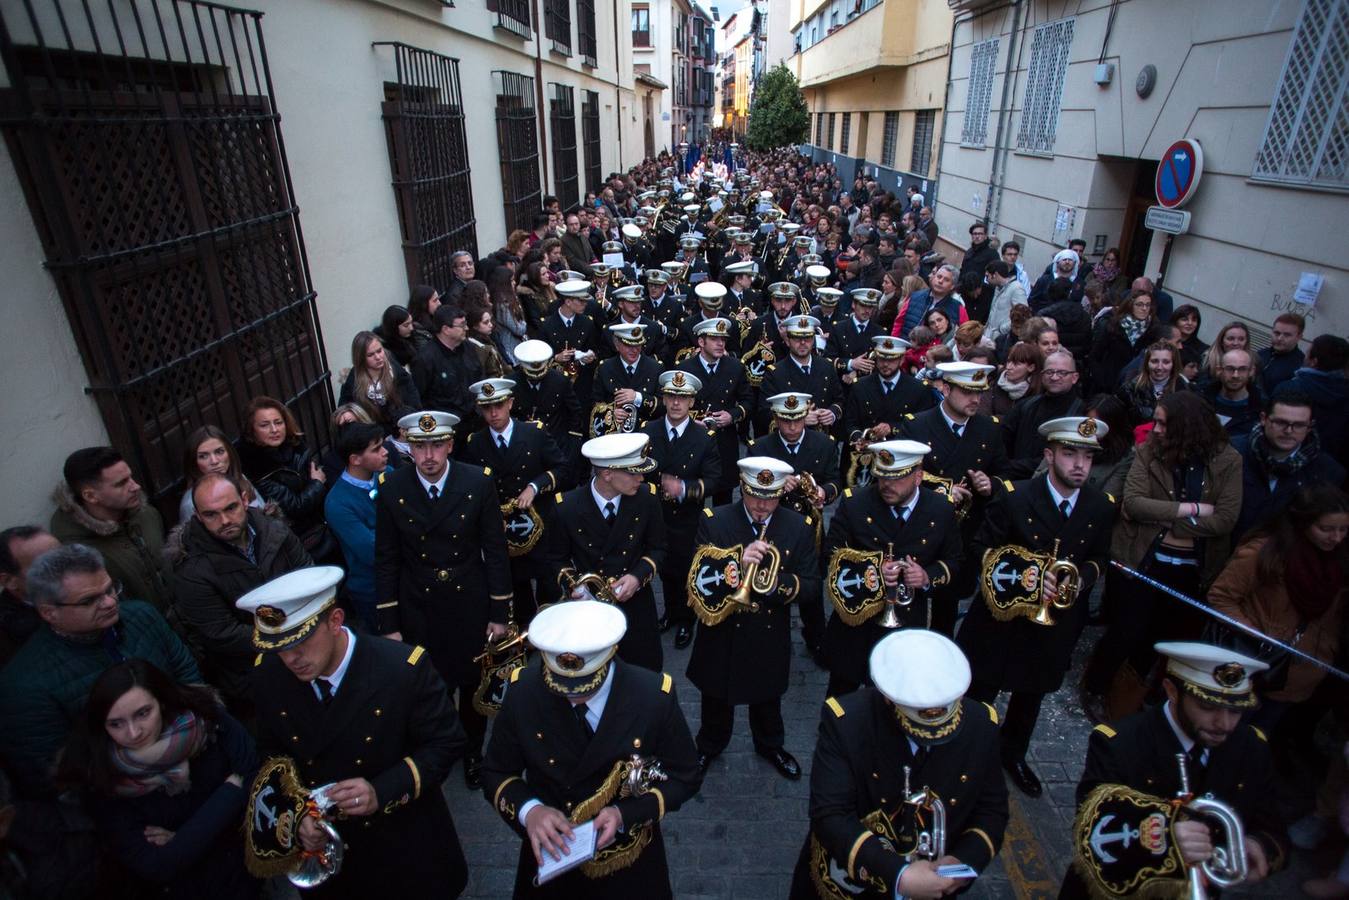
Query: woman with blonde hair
1198 321 1254 389
516 260 557 331
1117 340 1186 427
889 275 929 337
338 331 419 436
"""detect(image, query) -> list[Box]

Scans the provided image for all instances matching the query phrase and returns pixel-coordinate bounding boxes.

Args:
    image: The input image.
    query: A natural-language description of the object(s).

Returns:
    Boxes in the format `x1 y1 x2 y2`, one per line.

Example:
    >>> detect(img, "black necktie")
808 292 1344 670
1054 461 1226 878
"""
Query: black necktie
573 703 595 740
603 501 616 522
952 422 964 438
882 380 892 394
670 426 679 443
802 366 810 377
316 678 334 706
707 363 717 377
787 442 798 456
498 434 509 451
428 485 440 501
1059 499 1071 518
626 365 636 377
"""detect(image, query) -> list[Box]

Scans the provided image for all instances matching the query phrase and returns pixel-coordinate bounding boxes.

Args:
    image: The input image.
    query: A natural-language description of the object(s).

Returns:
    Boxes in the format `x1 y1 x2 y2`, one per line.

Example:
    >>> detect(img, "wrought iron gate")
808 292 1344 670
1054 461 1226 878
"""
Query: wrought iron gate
549 83 578 211
0 0 330 509
582 89 601 193
494 70 542 235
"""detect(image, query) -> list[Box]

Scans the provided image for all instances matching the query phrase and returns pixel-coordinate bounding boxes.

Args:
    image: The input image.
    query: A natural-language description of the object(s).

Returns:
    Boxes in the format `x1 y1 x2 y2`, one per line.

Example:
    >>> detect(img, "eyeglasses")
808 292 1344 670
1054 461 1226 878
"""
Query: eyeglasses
1042 369 1076 380
1220 366 1251 374
1267 418 1311 432
55 581 123 608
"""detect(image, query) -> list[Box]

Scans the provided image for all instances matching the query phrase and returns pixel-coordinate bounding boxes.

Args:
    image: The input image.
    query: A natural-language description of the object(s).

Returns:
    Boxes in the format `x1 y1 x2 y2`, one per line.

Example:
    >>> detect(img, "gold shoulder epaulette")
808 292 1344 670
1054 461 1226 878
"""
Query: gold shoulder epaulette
466 432 475 443
483 466 493 476
1001 479 1015 492
1093 723 1117 739
534 420 544 429
904 412 915 420
706 428 716 437
703 507 714 518
555 492 564 504
377 471 386 485
805 515 814 526
407 646 426 666
510 667 524 684
1105 492 1117 504
983 702 999 724
1250 725 1267 742
660 673 673 693
843 487 853 498
825 697 845 718
254 653 263 667
991 415 1000 424
747 439 757 447
648 483 658 495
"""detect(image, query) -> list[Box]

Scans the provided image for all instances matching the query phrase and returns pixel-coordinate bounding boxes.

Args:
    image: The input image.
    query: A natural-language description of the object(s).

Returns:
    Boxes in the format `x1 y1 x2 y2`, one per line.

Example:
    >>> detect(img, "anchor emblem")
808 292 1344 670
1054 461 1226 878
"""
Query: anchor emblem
693 566 725 597
834 568 865 598
504 514 536 538
1089 814 1140 864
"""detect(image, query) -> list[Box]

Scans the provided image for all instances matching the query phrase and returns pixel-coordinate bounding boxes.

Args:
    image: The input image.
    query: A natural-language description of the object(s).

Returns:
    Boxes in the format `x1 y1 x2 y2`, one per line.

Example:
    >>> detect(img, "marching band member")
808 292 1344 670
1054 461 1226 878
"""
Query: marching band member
591 324 662 435
677 317 753 505
758 315 845 434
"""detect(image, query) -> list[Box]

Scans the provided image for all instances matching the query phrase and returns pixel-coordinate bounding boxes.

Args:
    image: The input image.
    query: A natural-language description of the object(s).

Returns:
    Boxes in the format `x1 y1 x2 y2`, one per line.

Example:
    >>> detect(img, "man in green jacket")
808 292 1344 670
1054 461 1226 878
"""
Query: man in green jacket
0 543 200 799
50 447 172 613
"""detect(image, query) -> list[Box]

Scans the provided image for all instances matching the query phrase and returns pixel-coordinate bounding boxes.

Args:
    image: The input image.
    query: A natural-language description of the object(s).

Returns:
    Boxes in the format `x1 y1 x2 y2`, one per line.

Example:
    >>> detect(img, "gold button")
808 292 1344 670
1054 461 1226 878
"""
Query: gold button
633 738 642 749
548 758 555 765
365 736 373 743
292 736 299 743
356 759 363 766
960 774 968 782
375 709 383 716
280 710 287 718
950 798 958 806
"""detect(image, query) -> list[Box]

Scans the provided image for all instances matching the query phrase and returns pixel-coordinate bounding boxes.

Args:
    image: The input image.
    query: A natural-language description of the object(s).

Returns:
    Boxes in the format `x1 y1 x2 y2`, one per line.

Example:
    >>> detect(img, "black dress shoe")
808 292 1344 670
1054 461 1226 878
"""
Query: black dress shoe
1003 757 1042 798
696 753 713 773
464 754 483 789
657 614 672 633
759 747 802 780
1080 689 1109 726
674 623 693 649
806 643 827 669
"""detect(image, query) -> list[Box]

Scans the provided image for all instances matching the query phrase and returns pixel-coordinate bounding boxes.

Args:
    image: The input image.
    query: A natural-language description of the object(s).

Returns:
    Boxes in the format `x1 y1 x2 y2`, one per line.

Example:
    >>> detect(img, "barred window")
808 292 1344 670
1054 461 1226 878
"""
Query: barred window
1253 0 1349 189
492 0 532 38
881 111 899 167
961 38 1000 148
1016 17 1074 154
632 6 650 47
494 71 542 235
550 83 579 210
816 112 825 144
582 90 602 193
840 113 851 155
545 0 572 56
577 0 598 67
911 109 935 175
827 112 836 149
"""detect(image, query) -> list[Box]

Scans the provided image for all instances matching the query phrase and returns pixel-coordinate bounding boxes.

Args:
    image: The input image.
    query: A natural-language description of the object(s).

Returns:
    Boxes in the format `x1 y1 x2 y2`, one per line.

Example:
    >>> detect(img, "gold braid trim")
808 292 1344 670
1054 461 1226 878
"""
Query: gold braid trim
568 757 655 879
493 775 522 811
404 757 421 799
846 830 874 880
808 832 887 899
964 827 996 861
569 759 628 825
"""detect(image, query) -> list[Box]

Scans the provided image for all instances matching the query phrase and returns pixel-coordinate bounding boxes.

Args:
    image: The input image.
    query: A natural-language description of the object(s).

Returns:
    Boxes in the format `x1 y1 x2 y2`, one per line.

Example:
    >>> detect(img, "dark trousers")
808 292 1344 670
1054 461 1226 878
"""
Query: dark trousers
797 582 826 650
967 680 1043 762
660 568 694 626
1084 563 1203 695
697 694 785 755
511 567 539 625
454 682 487 758
826 672 865 699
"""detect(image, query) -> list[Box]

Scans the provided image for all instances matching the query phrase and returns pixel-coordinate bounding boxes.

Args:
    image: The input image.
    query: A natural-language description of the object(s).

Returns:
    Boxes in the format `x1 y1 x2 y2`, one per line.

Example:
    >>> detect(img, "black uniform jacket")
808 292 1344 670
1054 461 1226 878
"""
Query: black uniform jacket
373 462 513 686
591 355 663 422
541 483 666 670
640 418 722 573
461 419 569 501
677 353 753 493
510 366 584 447
686 503 819 704
539 311 603 400
759 355 847 423
822 486 962 685
956 473 1113 694
747 430 843 506
840 373 937 445
1060 704 1287 899
825 316 883 374
481 659 702 897
254 635 468 897
789 689 1008 899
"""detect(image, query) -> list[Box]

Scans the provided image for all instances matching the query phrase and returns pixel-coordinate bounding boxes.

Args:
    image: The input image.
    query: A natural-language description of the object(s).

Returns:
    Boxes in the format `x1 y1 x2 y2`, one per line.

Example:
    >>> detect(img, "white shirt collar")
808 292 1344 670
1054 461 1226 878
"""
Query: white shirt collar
794 356 813 374
313 627 356 699
574 661 616 731
939 404 967 431
416 465 451 498
560 314 574 327
744 506 773 530
1045 475 1080 516
1162 699 1207 764
895 487 921 519
590 478 621 516
665 416 689 440
701 353 719 373
491 419 516 445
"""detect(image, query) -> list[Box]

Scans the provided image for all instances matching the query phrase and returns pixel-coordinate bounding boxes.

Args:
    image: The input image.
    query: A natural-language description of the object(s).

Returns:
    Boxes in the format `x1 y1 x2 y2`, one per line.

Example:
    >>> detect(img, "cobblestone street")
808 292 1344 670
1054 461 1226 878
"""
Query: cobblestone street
444 588 1321 899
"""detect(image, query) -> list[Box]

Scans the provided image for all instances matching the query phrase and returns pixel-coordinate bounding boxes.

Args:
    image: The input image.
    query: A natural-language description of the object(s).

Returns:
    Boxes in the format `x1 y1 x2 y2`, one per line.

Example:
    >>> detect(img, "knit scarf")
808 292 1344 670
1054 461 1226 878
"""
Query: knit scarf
996 369 1031 400
110 711 209 798
1092 260 1120 284
1248 423 1320 479
1120 315 1149 347
1285 540 1342 620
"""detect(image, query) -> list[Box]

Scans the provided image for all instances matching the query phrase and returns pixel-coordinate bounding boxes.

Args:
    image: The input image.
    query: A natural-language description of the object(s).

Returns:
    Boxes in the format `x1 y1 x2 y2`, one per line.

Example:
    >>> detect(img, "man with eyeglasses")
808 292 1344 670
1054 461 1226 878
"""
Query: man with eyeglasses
1000 350 1083 478
1198 348 1265 439
1232 392 1345 540
959 222 999 284
0 543 200 799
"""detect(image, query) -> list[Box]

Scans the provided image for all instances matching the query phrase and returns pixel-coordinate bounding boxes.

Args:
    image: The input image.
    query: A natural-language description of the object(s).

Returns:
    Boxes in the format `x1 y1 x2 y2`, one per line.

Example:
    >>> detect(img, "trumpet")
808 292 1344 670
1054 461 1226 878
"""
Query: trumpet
1031 539 1080 627
559 568 622 604
614 389 638 433
288 812 343 888
878 542 910 629
795 471 826 511
901 764 946 862
852 426 875 453
1175 752 1248 898
727 521 780 611
560 341 579 378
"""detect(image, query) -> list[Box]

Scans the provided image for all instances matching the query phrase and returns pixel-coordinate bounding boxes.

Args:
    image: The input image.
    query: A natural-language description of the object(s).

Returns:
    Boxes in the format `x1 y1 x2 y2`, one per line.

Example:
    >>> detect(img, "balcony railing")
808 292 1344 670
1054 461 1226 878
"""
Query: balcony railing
493 0 531 38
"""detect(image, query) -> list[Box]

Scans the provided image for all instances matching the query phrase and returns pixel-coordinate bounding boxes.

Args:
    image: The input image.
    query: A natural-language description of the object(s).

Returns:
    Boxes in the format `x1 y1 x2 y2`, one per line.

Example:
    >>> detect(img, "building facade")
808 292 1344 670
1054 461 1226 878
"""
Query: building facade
634 0 717 150
790 0 953 193
937 0 1347 344
0 0 646 524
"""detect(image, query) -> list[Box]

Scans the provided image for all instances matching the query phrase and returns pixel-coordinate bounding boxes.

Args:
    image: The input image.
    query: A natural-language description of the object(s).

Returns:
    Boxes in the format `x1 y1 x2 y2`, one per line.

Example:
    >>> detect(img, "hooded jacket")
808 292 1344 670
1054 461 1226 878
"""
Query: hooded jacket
50 483 171 613
1277 368 1349 466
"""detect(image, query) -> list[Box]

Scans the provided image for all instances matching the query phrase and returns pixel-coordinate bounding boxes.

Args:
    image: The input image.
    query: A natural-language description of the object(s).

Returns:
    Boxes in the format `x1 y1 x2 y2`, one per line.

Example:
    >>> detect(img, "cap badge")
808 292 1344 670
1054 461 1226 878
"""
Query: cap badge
756 470 774 487
1077 418 1098 437
918 706 948 720
973 369 989 384
418 413 437 433
797 317 809 328
255 605 286 628
672 372 686 387
557 652 585 672
482 383 496 398
877 450 895 466
785 395 799 410
715 320 727 333
1213 662 1245 688
882 339 894 350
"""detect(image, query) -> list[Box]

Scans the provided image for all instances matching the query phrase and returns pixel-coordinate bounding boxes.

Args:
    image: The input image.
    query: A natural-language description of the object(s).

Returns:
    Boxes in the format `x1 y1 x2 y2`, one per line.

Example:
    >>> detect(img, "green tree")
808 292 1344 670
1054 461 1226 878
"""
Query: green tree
746 64 809 151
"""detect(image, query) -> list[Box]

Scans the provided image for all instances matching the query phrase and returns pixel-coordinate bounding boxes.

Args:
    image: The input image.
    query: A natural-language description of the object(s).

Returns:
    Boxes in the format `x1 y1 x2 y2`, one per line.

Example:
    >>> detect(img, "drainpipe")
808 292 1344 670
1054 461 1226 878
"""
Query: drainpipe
930 11 964 213
613 0 625 169
532 0 550 187
986 0 1024 232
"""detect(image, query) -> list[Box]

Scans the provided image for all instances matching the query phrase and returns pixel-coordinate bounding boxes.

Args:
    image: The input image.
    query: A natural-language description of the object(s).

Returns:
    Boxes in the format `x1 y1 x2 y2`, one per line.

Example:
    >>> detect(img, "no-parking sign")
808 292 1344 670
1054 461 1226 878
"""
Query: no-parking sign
1155 139 1203 209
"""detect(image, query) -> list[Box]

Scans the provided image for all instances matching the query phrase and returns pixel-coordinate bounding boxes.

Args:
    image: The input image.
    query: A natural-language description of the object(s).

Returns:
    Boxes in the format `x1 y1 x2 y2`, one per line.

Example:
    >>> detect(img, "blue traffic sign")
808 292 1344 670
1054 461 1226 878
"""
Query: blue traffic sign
1155 139 1204 209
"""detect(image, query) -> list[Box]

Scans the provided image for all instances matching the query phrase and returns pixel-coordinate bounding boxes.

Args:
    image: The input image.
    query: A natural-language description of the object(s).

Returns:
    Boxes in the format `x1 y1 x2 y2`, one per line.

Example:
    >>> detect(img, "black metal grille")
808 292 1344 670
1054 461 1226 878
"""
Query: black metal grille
376 43 477 295
549 83 578 210
582 89 601 192
493 0 533 38
494 71 542 235
545 0 572 56
911 108 935 176
577 0 597 67
0 0 329 510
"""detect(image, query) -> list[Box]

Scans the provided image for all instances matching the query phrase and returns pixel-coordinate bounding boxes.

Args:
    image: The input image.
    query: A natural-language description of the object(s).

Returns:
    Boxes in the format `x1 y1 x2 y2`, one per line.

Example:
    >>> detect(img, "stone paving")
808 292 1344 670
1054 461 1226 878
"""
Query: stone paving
443 586 1322 898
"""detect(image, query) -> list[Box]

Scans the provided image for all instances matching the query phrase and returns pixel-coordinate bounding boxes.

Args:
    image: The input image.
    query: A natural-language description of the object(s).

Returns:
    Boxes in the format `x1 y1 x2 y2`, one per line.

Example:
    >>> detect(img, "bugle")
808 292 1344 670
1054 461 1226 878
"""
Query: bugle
1031 539 1080 627
901 765 946 862
1175 752 1248 898
559 567 621 604
726 521 780 611
877 542 910 629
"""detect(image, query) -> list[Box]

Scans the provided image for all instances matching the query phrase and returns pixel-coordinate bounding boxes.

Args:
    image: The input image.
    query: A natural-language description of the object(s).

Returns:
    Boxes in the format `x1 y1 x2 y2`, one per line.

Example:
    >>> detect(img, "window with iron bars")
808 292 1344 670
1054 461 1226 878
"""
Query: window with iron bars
545 0 572 56
0 0 330 509
881 111 899 167
582 90 602 193
1016 17 1074 155
816 112 825 144
577 0 598 67
1253 0 1349 190
961 38 999 148
827 112 836 150
494 71 543 234
632 6 650 47
911 109 935 175
840 113 851 155
550 83 579 210
378 44 477 296
490 0 532 38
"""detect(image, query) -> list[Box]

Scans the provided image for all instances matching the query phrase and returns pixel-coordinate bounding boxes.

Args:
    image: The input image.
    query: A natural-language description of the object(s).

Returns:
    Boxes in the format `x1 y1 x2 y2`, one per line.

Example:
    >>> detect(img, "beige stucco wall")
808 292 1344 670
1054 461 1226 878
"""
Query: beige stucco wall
938 0 1348 343
0 0 640 525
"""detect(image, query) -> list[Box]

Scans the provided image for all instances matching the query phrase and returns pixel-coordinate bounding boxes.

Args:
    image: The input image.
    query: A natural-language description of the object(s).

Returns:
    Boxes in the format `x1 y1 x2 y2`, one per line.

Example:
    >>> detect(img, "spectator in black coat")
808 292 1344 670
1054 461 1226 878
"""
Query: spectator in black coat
1088 289 1163 393
236 396 328 548
1276 334 1349 468
58 660 259 900
1259 311 1307 396
958 222 999 285
1037 278 1092 364
1197 347 1265 441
